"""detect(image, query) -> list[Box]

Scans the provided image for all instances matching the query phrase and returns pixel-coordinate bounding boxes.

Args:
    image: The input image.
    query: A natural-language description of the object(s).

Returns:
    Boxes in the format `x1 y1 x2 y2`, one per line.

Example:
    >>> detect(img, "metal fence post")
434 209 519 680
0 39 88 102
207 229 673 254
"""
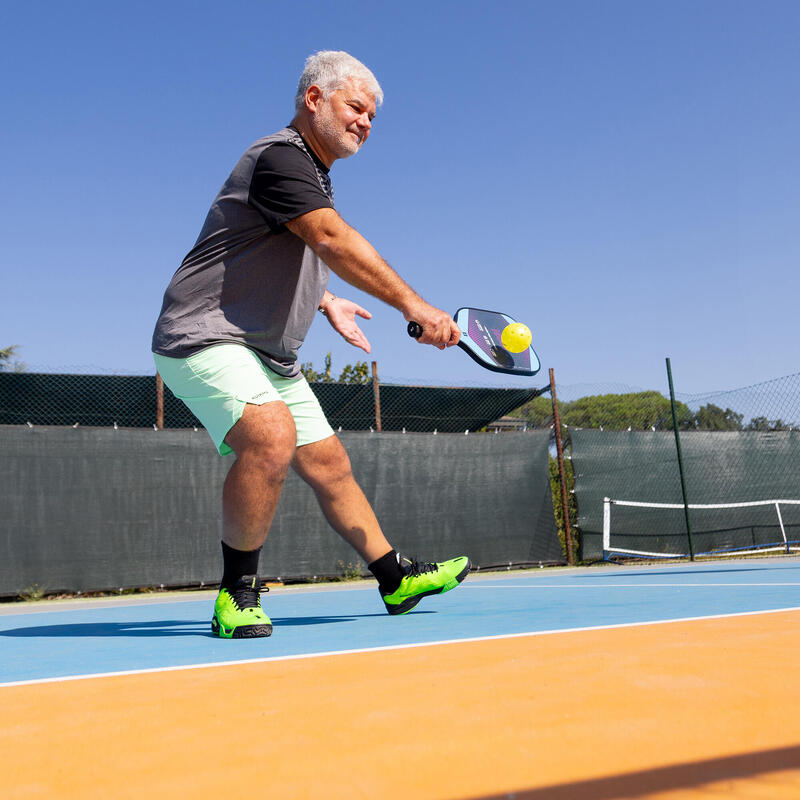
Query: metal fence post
371 361 382 432
666 357 695 560
550 368 574 565
156 373 164 430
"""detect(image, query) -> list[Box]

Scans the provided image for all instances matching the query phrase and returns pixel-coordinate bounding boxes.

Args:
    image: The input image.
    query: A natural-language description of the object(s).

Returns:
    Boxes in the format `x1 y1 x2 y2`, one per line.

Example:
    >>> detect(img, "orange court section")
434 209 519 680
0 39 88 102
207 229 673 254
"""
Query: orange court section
3 610 800 799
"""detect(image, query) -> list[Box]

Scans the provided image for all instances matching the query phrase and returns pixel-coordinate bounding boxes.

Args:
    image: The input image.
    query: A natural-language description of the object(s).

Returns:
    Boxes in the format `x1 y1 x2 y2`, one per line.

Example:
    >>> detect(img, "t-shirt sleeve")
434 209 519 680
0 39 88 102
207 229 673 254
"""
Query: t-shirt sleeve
249 142 334 231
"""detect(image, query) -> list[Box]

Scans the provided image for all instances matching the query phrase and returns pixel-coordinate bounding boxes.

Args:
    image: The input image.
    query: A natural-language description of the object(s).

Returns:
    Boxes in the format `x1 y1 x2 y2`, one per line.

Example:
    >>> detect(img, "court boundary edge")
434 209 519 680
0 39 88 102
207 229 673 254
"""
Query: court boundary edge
2 604 799 690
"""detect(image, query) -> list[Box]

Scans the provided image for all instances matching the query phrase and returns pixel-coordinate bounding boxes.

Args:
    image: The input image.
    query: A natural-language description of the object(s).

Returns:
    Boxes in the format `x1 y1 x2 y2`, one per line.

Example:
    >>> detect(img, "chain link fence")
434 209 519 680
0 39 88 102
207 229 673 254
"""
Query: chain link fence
0 369 547 433
551 371 800 560
0 364 568 593
3 362 798 565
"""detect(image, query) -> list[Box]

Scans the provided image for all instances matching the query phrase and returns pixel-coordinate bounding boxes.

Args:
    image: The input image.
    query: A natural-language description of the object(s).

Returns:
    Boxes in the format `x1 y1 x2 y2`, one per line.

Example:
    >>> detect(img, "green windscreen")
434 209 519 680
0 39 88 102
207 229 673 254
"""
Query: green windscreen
571 429 800 560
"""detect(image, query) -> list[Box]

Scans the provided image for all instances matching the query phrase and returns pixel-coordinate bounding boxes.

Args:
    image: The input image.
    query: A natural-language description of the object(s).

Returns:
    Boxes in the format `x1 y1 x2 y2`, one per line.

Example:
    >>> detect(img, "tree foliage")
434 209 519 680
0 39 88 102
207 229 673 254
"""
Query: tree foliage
300 352 333 382
0 345 26 373
693 403 744 431
511 392 789 431
512 395 553 427
563 391 692 430
745 416 789 432
512 391 692 430
300 352 371 385
549 455 578 564
338 361 371 384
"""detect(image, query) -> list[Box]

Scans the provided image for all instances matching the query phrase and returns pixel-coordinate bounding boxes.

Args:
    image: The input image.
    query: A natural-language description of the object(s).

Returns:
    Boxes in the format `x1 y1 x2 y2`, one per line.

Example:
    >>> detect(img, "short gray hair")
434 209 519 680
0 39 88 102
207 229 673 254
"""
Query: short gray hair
294 51 384 112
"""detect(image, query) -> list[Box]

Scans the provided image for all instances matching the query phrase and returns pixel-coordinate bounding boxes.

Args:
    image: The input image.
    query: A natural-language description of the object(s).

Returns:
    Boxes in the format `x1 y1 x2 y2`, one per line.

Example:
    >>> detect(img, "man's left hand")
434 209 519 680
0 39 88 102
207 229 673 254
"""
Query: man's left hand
323 297 372 353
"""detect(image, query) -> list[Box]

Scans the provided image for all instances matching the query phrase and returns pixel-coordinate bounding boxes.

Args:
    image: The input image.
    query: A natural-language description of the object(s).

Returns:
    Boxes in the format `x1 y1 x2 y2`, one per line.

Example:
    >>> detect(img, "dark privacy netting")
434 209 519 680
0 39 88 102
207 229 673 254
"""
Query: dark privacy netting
0 372 542 433
562 370 800 561
0 427 562 596
572 429 800 560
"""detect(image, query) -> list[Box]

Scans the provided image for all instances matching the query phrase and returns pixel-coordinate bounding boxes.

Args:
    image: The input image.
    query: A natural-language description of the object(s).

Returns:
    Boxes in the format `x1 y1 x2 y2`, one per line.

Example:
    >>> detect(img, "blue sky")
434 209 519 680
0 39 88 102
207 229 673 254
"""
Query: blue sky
1 0 798 396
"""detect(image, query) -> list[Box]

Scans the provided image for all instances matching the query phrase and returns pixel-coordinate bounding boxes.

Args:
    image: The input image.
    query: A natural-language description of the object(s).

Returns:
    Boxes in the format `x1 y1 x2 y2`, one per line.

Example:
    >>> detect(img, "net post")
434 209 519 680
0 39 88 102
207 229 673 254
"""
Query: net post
775 502 789 554
666 358 695 560
602 497 611 560
550 368 574 565
371 361 382 433
155 373 164 431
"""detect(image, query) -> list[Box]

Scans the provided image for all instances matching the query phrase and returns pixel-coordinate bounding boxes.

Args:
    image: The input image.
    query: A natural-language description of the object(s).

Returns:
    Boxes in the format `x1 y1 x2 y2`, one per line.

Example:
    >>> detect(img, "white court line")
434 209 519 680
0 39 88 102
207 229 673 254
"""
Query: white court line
2 605 799 690
462 582 800 588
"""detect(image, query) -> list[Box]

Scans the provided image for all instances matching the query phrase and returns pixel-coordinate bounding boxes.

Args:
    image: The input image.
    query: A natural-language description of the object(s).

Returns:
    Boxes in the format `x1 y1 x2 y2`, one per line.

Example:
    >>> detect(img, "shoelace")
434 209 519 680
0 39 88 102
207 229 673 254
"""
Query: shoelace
402 558 438 578
230 577 268 610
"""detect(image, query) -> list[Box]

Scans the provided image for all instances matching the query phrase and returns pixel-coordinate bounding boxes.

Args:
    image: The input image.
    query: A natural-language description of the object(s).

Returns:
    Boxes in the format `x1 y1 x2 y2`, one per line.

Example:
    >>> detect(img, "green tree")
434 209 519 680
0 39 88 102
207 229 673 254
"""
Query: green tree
549 455 578 564
300 352 371 385
508 395 553 427
301 352 333 382
0 345 26 372
338 361 370 384
560 391 692 431
511 391 700 430
746 416 789 432
693 403 744 431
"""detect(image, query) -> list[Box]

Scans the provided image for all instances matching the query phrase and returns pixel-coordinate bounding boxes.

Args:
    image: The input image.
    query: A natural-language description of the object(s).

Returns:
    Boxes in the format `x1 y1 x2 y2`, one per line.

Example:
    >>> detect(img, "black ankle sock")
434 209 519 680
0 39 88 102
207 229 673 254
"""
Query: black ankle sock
368 549 404 593
220 541 262 591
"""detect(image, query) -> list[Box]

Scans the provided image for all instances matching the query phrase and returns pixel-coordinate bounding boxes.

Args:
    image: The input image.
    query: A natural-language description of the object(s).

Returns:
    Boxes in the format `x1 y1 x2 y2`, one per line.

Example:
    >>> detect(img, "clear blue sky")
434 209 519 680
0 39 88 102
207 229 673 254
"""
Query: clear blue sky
2 0 798 396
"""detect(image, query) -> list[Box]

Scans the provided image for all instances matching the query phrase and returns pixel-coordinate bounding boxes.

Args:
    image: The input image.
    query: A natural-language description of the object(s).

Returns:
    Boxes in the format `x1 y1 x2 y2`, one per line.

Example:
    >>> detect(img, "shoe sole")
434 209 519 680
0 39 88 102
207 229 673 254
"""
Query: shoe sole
384 560 471 616
211 616 273 638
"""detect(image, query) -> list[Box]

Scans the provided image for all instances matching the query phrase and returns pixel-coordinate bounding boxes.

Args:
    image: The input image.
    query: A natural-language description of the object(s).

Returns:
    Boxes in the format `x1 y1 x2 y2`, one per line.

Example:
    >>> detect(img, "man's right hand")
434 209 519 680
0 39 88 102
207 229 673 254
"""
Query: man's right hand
404 302 461 350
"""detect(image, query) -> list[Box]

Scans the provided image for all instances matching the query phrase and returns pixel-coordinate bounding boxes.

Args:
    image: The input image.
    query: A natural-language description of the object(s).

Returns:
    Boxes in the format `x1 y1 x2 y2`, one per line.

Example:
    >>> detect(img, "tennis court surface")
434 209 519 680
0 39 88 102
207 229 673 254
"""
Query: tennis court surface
3 558 800 798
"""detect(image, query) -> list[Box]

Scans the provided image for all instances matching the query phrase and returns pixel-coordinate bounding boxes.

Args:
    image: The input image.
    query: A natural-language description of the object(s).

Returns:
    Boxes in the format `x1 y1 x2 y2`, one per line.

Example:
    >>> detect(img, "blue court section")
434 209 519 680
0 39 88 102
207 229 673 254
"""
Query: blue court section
2 558 800 685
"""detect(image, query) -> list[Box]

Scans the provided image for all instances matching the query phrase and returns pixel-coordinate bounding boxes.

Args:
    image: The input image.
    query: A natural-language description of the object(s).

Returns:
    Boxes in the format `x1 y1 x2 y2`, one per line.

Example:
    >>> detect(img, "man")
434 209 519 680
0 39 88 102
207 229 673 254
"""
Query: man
152 51 470 639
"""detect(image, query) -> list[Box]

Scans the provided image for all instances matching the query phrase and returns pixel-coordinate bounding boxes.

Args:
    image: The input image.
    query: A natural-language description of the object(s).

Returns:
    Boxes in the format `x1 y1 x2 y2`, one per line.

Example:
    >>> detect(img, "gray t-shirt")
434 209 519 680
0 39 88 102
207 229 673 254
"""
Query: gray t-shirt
152 127 335 378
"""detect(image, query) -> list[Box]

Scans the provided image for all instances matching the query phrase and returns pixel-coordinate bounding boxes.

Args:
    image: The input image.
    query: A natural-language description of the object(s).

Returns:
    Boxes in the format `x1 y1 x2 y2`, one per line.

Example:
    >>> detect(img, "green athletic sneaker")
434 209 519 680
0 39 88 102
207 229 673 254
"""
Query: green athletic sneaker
211 575 273 638
381 555 470 615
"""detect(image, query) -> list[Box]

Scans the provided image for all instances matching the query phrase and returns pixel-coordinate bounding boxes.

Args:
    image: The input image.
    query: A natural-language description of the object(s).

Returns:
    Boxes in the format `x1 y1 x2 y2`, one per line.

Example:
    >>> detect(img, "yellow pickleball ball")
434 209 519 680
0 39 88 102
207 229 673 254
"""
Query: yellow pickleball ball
501 322 532 353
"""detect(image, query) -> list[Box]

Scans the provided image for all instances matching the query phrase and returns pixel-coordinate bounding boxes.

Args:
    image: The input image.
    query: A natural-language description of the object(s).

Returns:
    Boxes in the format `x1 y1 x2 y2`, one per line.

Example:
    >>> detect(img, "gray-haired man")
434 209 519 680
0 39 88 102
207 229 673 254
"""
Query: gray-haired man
152 51 469 638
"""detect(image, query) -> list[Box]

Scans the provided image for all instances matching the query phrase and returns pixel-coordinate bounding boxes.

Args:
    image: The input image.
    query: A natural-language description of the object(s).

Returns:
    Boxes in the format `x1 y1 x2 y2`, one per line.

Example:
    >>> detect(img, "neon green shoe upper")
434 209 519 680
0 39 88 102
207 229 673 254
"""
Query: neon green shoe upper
381 555 470 615
211 575 273 638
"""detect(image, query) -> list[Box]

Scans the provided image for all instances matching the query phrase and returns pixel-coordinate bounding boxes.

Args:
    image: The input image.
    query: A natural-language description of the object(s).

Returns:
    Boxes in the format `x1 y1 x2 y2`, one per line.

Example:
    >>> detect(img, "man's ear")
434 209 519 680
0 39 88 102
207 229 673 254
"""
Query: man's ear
304 84 324 113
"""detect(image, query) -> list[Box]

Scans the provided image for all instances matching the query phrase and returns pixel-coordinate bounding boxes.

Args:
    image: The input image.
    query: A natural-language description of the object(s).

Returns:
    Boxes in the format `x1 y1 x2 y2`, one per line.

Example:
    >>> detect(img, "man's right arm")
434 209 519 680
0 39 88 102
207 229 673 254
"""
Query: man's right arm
286 207 459 348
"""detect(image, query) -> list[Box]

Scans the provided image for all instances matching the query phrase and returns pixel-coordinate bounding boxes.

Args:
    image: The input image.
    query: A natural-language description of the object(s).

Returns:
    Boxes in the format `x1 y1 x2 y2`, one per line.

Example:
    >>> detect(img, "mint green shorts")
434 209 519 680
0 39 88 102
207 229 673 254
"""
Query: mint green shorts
153 344 334 456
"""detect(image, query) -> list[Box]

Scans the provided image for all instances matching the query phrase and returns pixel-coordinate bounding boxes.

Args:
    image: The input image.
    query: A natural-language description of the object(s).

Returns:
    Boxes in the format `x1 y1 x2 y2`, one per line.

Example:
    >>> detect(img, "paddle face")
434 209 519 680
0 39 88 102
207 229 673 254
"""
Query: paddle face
407 308 541 376
454 307 540 376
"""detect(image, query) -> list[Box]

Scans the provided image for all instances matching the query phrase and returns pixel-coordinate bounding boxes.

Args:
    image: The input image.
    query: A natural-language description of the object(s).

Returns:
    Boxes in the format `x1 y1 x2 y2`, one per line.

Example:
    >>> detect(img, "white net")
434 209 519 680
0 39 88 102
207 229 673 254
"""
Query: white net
602 498 800 560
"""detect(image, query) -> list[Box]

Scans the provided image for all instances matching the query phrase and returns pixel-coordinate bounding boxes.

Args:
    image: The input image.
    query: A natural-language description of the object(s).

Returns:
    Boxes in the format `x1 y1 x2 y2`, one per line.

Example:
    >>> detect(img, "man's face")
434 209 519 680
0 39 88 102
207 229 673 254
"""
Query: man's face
311 78 377 162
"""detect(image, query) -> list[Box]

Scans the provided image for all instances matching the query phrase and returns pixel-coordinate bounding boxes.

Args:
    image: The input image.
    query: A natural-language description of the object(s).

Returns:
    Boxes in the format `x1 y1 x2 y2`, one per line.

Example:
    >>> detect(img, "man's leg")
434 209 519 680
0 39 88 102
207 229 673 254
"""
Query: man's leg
210 401 296 639
292 434 470 614
154 346 304 638
223 401 297 551
291 434 393 563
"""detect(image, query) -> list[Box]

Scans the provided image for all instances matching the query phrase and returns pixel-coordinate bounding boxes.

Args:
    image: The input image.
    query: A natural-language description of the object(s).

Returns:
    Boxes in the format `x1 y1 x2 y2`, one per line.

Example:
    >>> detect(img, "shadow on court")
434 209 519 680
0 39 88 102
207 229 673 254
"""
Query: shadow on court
0 612 431 638
474 744 800 799
0 620 212 638
270 612 428 626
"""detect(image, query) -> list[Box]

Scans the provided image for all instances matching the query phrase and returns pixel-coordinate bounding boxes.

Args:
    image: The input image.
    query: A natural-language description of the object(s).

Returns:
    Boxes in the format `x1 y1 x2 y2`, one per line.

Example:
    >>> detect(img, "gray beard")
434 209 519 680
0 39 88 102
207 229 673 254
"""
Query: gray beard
314 111 361 160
